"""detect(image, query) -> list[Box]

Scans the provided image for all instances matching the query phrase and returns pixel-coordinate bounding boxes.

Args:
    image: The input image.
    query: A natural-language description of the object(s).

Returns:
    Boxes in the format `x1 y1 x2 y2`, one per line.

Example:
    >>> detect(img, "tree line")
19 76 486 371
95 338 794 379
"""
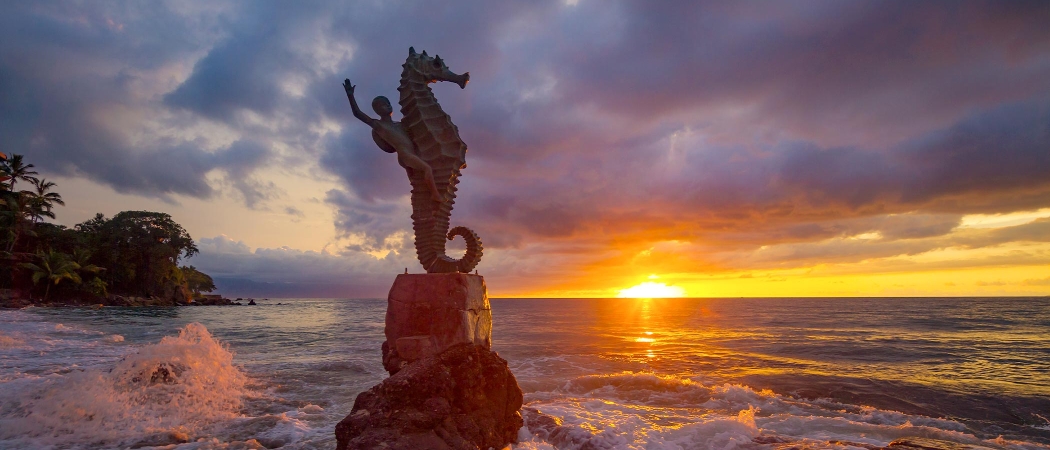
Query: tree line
1 153 216 303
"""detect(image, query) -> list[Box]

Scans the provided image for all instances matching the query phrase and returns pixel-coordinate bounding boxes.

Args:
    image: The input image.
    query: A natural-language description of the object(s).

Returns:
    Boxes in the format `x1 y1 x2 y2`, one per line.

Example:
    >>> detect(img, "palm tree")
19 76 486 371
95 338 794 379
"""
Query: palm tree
20 250 82 301
1 193 33 252
71 247 104 276
28 178 64 223
0 152 9 206
0 151 10 185
1 154 39 191
1 153 39 227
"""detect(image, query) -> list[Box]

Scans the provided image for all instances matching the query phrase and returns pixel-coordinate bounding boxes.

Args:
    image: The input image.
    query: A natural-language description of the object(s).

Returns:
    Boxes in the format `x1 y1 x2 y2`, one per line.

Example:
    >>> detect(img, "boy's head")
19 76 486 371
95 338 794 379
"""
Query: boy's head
372 96 393 116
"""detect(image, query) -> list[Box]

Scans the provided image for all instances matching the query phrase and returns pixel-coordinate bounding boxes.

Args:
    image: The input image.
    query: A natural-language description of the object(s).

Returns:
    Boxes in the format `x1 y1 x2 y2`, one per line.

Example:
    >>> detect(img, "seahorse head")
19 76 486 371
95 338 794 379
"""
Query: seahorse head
406 47 470 89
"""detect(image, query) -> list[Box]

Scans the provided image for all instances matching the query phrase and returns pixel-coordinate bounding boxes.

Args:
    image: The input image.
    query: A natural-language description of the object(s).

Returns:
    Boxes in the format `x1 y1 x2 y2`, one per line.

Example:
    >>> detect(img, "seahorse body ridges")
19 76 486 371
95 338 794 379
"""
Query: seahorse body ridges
397 50 482 273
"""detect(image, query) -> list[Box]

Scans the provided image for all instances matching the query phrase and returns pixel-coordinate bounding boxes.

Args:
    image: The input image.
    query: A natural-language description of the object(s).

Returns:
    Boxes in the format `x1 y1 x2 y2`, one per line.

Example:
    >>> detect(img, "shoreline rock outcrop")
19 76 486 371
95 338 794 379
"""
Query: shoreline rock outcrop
336 272 523 450
335 343 523 450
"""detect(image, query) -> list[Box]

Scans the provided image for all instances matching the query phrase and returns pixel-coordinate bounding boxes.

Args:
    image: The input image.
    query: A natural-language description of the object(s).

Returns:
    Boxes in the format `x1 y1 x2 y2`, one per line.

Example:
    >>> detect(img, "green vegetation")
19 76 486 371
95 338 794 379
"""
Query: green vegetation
1 153 214 304
181 265 217 297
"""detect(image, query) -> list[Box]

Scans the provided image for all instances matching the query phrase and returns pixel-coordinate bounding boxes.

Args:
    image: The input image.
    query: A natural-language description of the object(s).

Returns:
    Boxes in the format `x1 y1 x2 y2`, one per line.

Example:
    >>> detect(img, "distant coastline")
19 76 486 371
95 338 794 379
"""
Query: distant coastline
0 290 253 308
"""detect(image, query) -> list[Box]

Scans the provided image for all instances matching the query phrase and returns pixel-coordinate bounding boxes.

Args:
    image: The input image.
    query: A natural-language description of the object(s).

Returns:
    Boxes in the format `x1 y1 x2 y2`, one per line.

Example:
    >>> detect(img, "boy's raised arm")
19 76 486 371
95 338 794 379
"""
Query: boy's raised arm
344 79 375 126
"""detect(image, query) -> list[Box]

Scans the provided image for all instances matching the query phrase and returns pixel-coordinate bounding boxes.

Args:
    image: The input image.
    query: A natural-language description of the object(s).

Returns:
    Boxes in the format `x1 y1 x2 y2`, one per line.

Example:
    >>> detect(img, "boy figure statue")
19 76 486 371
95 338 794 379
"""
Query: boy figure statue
343 79 443 203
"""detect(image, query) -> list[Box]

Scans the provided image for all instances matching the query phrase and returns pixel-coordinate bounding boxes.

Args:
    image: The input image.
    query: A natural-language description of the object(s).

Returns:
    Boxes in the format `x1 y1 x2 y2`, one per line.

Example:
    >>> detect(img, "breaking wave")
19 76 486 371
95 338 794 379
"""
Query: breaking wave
0 323 251 448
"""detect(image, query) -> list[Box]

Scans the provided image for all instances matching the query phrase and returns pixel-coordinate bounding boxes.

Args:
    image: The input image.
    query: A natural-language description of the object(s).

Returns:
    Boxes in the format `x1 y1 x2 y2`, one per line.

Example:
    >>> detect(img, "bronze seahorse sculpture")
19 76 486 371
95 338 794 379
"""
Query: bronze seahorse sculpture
344 47 482 273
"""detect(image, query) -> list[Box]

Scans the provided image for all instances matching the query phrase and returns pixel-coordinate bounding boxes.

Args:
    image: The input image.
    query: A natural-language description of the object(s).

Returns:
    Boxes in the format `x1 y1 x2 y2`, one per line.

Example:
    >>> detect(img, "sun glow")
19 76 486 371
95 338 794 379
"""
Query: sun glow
617 282 686 298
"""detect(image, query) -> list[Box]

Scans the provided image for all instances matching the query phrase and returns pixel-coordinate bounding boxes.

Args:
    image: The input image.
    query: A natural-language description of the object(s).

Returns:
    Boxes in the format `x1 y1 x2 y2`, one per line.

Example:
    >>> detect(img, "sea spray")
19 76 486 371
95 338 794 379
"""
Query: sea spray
0 322 250 448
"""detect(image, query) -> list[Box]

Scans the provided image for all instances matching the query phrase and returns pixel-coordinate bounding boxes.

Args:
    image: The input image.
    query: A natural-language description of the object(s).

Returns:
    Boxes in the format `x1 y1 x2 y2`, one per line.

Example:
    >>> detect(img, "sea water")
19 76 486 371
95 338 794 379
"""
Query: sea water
1 297 1048 449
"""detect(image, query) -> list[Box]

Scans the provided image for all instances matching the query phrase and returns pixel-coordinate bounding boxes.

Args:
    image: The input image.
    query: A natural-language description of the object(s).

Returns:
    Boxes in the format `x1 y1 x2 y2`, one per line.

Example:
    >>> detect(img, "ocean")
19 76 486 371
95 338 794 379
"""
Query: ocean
1 297 1048 449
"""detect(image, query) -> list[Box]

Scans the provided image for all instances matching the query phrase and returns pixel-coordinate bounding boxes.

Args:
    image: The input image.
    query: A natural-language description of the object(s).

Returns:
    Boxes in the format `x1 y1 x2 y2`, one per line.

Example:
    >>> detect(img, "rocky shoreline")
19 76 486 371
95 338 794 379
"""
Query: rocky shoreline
0 292 258 308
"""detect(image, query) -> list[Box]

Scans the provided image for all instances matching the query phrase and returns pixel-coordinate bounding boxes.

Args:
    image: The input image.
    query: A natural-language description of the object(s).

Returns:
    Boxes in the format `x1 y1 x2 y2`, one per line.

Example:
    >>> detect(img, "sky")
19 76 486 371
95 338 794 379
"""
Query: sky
2 1 1049 298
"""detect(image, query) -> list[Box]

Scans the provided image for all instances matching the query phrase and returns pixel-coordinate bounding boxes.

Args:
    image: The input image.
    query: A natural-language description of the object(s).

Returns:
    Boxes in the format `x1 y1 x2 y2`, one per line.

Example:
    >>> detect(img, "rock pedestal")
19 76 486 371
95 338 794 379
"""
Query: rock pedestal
335 343 524 450
382 273 492 375
336 273 523 450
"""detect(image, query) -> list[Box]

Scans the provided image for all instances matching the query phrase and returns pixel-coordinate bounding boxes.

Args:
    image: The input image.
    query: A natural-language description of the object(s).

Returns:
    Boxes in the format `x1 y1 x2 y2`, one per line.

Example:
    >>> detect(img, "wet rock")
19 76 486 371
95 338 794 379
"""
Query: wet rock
521 407 562 442
129 431 190 448
335 343 523 450
0 297 32 308
103 294 180 307
396 335 436 361
129 362 185 385
193 295 237 306
884 437 997 449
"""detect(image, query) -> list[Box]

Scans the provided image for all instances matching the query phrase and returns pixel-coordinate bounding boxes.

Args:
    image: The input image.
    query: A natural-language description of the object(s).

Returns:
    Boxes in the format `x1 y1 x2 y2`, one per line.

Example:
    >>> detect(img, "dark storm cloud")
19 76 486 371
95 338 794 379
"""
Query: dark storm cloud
901 102 1050 206
162 2 320 121
0 1 278 202
538 1 1050 148
163 30 286 121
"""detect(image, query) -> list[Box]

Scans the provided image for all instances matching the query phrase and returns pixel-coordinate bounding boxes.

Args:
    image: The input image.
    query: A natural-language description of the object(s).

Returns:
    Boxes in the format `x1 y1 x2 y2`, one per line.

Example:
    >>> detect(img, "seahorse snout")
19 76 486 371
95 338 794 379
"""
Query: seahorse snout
454 72 469 89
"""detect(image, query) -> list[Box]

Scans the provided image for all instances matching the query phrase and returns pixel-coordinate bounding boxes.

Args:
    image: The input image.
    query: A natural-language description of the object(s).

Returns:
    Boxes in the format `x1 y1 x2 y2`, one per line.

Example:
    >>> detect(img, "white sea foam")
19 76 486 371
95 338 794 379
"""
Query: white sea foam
514 371 1050 450
0 323 253 449
0 331 24 348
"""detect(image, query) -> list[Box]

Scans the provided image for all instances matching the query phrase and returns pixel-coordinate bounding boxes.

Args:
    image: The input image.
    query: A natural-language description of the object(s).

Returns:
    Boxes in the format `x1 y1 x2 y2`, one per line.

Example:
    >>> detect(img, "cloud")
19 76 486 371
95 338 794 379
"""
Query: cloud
191 234 414 297
1023 277 1050 286
0 2 282 204
198 235 252 255
323 188 413 253
3 1 1050 295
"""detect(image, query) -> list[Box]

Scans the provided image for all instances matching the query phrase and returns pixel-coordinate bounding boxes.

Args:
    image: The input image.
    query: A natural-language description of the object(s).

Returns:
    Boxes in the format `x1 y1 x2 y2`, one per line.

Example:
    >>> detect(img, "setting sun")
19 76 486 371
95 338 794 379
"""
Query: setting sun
616 282 686 298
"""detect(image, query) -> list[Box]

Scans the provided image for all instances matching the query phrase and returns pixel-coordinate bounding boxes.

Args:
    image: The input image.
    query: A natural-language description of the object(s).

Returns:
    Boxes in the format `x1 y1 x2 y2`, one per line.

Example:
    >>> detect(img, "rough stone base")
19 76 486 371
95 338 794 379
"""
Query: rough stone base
383 273 492 375
335 343 524 450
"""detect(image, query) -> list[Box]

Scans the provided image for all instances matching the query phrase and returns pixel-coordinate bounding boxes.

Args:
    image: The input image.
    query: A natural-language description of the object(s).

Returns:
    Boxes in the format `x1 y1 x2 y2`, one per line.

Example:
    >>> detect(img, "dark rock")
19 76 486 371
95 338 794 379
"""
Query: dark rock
130 362 185 385
103 294 179 307
129 431 190 448
521 407 561 442
335 343 523 450
0 297 32 309
884 437 997 449
161 279 192 305
0 288 29 305
194 296 236 306
247 299 256 305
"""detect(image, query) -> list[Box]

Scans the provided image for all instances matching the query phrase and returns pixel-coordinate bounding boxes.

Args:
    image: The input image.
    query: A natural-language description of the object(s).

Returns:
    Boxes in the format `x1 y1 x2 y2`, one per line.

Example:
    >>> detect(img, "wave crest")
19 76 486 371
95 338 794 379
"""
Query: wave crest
0 322 249 448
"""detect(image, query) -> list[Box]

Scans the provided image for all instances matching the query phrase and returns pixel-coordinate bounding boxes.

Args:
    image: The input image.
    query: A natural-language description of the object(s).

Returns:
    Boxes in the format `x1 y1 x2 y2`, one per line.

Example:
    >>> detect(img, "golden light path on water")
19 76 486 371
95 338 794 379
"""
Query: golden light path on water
593 297 854 383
